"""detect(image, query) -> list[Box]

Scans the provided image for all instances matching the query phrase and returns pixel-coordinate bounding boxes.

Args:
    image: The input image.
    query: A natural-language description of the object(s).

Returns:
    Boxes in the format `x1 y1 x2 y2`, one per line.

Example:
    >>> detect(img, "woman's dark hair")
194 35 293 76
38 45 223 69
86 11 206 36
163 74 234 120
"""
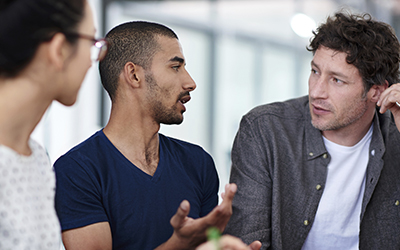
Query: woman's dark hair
0 0 85 77
308 11 400 91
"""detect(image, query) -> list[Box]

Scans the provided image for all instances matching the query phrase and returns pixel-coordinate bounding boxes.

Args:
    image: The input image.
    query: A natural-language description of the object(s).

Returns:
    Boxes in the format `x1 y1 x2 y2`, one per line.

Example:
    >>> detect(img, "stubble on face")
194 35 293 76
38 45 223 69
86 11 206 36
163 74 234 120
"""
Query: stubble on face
145 72 185 125
310 91 369 131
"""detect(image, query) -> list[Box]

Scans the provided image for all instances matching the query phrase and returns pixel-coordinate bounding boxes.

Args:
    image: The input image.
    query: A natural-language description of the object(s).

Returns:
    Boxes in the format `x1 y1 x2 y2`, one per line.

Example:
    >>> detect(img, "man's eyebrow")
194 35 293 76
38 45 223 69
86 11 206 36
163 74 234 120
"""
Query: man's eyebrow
169 56 185 64
311 60 318 68
311 60 350 80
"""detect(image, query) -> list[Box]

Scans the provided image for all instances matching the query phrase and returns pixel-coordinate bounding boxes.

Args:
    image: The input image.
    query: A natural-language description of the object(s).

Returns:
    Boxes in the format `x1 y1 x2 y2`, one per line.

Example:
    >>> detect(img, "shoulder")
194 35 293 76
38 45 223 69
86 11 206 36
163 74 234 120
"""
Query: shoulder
65 130 106 155
244 96 308 122
159 134 210 156
239 96 309 132
159 134 215 170
54 130 108 170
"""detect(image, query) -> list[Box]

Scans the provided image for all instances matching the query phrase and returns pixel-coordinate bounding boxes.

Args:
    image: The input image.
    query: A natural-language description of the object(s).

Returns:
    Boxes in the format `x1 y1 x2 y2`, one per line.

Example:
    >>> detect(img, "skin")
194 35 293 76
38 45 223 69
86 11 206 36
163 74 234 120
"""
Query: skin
0 0 94 156
62 184 245 250
377 82 400 131
308 46 387 146
62 35 261 250
196 235 261 250
103 35 196 176
53 0 94 106
143 38 196 125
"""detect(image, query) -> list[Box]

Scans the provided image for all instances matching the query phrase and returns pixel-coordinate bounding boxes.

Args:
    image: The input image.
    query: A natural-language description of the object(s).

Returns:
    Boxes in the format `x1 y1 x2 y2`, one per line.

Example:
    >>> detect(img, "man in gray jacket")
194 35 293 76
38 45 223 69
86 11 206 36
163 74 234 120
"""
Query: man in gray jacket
225 11 400 250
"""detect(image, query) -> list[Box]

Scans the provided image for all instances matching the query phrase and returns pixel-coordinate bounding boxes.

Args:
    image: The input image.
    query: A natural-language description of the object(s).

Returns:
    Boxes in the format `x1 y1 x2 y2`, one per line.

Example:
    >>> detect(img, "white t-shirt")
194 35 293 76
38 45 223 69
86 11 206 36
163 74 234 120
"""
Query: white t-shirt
302 125 373 250
0 139 61 250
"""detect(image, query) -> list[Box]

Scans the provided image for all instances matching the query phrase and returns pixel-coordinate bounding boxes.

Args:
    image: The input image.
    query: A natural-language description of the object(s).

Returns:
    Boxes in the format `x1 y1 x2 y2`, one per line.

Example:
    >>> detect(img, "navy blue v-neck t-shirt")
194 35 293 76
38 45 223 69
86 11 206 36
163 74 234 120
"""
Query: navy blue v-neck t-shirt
54 130 219 249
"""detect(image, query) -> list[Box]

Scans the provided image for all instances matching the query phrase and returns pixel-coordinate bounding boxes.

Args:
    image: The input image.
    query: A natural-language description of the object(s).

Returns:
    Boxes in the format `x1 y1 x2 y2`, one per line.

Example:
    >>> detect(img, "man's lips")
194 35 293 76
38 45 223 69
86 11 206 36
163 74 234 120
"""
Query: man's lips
178 95 191 112
179 95 191 104
312 103 330 115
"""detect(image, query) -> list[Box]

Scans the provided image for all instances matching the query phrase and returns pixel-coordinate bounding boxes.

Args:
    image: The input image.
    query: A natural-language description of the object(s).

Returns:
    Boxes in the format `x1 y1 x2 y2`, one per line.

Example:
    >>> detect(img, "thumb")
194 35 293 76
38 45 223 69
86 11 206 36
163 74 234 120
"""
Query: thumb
249 240 262 250
170 200 190 229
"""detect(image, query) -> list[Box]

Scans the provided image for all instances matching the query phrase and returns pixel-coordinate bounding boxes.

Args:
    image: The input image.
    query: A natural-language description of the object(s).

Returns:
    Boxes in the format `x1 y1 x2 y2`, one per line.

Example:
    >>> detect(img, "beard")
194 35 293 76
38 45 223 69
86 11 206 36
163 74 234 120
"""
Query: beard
310 94 369 131
145 72 185 125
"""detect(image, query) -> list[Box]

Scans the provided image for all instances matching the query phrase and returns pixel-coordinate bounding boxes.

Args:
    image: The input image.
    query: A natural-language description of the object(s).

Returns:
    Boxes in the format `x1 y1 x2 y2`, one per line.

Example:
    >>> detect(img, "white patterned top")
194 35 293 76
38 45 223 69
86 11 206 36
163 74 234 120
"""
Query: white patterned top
0 139 61 250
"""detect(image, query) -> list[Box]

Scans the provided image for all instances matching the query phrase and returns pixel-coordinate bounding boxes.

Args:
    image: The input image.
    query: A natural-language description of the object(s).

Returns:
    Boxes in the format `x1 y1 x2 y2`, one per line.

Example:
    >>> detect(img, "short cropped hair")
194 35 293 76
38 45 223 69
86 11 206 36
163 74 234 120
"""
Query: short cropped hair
308 11 400 91
99 21 178 101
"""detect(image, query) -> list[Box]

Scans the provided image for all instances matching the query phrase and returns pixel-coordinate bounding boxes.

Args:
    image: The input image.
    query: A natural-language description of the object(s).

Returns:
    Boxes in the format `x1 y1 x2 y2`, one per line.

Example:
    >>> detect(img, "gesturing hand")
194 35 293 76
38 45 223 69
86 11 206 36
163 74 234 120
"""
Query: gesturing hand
155 183 238 250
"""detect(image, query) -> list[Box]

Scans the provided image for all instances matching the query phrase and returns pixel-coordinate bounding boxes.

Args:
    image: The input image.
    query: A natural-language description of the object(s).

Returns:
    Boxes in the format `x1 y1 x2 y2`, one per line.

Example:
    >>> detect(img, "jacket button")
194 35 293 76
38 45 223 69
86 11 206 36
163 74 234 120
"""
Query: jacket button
304 220 309 226
316 184 322 190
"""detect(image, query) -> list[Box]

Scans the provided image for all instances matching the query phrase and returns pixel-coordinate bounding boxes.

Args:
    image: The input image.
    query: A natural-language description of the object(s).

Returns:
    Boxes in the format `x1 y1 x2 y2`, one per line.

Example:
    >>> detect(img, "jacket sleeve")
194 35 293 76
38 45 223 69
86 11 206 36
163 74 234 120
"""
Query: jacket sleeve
224 114 273 250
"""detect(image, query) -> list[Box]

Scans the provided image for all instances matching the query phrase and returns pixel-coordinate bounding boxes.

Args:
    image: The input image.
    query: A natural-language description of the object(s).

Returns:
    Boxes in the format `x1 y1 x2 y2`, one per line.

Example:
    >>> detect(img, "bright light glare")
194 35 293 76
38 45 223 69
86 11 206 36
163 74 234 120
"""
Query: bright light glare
291 13 316 38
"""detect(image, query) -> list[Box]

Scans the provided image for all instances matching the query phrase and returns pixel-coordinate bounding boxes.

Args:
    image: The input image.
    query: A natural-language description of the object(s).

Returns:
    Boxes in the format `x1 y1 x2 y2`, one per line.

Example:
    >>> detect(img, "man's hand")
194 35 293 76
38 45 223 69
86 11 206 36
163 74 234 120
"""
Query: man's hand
155 183 238 250
377 83 400 132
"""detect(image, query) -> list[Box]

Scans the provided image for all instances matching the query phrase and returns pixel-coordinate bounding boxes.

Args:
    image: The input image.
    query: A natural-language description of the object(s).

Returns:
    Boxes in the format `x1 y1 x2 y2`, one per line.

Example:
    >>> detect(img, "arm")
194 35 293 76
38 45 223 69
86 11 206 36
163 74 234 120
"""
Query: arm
155 183 238 250
224 115 272 248
377 82 400 132
54 155 111 250
62 222 112 250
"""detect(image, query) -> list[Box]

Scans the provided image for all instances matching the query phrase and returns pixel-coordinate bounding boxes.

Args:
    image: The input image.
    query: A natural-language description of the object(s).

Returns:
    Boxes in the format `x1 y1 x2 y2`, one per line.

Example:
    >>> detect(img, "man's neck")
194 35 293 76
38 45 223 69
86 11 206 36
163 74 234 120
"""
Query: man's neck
322 114 374 147
103 113 161 176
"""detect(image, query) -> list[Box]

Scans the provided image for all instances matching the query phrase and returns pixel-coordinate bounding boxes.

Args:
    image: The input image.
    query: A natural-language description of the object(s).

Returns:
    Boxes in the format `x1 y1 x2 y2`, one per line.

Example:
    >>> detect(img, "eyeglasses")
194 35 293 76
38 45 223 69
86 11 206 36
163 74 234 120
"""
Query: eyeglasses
64 33 108 62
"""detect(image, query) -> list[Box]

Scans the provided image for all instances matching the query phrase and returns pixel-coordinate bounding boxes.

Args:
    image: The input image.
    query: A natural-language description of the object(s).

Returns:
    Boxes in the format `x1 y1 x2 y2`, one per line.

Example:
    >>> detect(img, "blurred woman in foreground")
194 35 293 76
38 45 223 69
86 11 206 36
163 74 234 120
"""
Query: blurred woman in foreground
0 0 107 248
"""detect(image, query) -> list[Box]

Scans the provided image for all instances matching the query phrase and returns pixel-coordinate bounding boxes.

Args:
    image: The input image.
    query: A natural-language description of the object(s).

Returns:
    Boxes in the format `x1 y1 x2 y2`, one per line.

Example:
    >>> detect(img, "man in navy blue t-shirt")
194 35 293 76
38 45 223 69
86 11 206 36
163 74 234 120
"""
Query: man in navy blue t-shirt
54 21 254 250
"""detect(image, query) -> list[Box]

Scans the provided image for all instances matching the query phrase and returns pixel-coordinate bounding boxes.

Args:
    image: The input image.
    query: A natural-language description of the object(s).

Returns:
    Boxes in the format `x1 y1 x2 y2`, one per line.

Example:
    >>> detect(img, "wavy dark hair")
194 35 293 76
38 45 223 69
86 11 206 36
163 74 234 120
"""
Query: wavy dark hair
307 11 400 92
99 21 178 101
0 0 85 77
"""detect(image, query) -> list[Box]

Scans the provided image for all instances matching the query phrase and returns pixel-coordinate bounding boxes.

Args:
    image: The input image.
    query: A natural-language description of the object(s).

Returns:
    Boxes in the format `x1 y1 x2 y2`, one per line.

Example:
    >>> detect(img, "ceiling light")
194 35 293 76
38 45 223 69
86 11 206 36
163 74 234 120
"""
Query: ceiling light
291 13 316 38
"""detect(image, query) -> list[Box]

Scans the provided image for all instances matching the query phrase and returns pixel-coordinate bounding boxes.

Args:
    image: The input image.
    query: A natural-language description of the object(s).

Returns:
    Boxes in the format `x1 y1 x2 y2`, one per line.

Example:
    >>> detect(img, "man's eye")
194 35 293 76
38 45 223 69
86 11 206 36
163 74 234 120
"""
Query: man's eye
333 78 344 84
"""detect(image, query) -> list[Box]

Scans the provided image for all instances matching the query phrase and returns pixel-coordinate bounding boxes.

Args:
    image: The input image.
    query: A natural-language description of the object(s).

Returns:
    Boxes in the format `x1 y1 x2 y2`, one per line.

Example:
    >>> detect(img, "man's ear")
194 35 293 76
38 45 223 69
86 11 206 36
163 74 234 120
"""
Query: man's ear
370 80 389 102
48 33 70 70
123 62 143 88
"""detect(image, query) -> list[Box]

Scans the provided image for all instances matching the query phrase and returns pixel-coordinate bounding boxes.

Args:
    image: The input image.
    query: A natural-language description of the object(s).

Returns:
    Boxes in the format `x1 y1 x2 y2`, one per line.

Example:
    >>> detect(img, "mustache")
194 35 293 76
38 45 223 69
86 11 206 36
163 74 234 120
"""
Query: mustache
177 91 190 100
310 98 333 111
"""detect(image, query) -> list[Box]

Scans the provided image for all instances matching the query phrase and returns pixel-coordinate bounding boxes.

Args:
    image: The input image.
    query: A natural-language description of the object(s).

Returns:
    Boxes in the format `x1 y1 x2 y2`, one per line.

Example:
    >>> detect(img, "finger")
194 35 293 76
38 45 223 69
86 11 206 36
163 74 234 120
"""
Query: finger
380 92 400 113
170 200 190 229
221 183 237 203
378 83 398 105
248 241 262 250
378 87 399 113
204 184 237 232
217 183 237 214
377 86 391 107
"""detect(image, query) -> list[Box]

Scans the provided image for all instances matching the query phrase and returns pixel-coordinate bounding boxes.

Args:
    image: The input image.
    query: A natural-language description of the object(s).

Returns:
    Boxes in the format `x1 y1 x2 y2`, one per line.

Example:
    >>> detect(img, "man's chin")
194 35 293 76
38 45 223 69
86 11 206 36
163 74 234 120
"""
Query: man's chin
161 117 184 125
311 119 327 131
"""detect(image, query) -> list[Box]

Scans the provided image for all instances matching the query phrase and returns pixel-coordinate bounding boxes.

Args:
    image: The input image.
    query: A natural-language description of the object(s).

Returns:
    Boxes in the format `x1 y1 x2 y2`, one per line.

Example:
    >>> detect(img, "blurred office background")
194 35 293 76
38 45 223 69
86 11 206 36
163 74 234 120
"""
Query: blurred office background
33 0 400 194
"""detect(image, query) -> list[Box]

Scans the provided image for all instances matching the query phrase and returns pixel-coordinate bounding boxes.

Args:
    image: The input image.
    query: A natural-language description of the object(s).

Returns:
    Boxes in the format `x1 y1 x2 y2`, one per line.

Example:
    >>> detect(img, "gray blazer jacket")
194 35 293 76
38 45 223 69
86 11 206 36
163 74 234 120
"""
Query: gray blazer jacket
225 96 400 250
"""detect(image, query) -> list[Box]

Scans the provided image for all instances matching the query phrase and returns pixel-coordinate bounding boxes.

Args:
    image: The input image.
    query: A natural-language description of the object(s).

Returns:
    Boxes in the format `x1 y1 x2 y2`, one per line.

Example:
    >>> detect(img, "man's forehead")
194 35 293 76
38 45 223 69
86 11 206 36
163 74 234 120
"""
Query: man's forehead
155 37 185 62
